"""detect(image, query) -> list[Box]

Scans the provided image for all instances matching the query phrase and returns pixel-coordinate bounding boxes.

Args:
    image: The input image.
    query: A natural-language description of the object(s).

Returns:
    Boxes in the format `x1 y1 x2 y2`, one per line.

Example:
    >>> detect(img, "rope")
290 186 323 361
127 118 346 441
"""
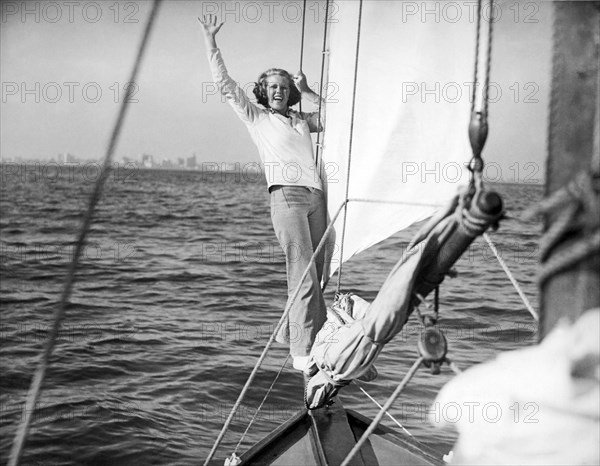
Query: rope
455 189 503 240
468 0 494 179
7 3 162 465
539 230 600 284
525 172 599 285
314 0 330 171
414 292 439 330
348 197 443 208
298 0 307 114
203 201 348 465
594 43 599 172
539 202 580 260
483 0 494 118
470 0 494 115
415 293 433 311
232 354 290 455
355 382 414 438
483 233 539 321
340 357 424 466
446 359 463 375
470 0 482 114
299 0 307 72
546 0 564 199
336 0 364 292
539 174 598 260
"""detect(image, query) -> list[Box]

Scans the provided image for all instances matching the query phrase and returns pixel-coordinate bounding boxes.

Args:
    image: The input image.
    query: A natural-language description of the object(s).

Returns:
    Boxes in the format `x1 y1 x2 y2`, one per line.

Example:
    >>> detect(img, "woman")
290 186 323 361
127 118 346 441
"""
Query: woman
199 15 327 372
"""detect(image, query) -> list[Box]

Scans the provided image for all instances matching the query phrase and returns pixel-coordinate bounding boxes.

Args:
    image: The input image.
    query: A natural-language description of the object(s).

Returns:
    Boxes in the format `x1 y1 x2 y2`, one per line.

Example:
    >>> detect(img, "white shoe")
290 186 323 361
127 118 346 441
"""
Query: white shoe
292 356 310 371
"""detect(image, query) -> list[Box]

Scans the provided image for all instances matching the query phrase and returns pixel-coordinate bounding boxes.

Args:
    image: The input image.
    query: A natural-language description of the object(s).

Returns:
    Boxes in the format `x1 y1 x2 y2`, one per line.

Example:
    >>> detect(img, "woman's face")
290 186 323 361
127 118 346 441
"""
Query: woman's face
265 75 290 114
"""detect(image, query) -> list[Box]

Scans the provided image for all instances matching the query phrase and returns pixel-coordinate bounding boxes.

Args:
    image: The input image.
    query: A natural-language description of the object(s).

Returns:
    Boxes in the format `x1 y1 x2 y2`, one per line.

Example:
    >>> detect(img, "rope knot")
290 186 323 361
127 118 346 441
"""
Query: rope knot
456 185 504 237
530 170 600 285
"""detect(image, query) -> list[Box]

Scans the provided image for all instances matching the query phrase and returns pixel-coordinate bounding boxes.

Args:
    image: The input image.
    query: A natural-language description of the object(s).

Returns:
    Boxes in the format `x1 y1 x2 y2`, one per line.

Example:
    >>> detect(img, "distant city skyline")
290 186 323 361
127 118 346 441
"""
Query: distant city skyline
0 151 266 173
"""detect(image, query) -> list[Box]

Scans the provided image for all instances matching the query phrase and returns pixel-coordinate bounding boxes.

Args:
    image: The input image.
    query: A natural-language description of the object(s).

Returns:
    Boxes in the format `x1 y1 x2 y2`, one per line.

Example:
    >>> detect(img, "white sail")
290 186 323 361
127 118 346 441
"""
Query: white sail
322 1 474 273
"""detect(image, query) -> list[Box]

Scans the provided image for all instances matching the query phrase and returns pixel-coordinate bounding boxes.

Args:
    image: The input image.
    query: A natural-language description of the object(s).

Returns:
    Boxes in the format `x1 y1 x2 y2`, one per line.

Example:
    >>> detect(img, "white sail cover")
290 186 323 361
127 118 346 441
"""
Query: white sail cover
322 1 474 272
433 309 600 465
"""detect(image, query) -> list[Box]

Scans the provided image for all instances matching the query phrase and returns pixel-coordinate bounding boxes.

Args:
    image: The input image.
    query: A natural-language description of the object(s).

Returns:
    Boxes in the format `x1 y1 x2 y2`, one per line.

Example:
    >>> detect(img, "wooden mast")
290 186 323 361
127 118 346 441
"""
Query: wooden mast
541 1 600 338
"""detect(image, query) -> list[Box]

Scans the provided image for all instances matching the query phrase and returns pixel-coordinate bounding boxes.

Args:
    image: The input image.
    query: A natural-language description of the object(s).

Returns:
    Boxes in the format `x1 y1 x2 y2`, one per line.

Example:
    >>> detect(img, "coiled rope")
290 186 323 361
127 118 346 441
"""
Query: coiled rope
7 2 162 465
527 172 600 285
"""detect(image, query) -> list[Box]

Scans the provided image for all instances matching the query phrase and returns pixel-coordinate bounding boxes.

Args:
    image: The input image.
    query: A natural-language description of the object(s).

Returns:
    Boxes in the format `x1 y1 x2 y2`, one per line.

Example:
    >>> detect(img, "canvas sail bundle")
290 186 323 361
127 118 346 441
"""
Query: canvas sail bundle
306 185 505 406
321 0 475 272
433 309 600 465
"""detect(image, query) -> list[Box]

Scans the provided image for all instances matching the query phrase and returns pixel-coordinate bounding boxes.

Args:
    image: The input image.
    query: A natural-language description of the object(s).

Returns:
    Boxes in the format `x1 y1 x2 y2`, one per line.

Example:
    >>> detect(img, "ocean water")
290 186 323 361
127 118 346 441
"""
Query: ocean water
0 166 542 465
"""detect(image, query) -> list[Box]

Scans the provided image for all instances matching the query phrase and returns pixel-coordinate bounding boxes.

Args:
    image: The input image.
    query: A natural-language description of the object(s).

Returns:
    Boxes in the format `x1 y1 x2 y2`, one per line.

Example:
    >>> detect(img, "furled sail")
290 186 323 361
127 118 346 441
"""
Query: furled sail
432 309 600 465
321 1 475 273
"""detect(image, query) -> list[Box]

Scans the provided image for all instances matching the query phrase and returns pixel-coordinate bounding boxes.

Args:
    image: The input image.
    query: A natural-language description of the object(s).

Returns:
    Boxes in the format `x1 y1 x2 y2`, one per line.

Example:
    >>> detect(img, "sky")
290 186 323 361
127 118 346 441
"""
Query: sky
1 0 553 182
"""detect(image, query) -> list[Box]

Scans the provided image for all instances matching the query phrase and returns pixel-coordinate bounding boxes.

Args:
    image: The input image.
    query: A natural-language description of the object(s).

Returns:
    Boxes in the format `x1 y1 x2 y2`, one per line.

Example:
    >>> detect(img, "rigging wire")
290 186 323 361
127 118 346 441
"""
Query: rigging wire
298 0 307 114
447 360 463 376
299 0 307 72
470 0 482 115
340 357 424 466
336 0 364 292
483 233 539 321
470 1 538 323
354 382 415 438
7 2 162 465
483 0 495 119
470 0 495 117
232 354 290 455
314 0 331 174
468 0 495 180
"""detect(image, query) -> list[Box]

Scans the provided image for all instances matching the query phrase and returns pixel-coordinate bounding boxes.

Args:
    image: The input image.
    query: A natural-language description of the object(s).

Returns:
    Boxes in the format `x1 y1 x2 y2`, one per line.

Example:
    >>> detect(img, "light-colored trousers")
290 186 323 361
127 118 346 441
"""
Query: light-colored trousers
270 186 328 357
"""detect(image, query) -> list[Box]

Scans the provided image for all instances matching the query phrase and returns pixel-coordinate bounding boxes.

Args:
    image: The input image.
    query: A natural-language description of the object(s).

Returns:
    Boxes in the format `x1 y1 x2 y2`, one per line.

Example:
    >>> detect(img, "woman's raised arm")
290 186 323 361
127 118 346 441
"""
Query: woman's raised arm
293 71 325 132
293 71 324 106
197 15 260 125
198 14 223 50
